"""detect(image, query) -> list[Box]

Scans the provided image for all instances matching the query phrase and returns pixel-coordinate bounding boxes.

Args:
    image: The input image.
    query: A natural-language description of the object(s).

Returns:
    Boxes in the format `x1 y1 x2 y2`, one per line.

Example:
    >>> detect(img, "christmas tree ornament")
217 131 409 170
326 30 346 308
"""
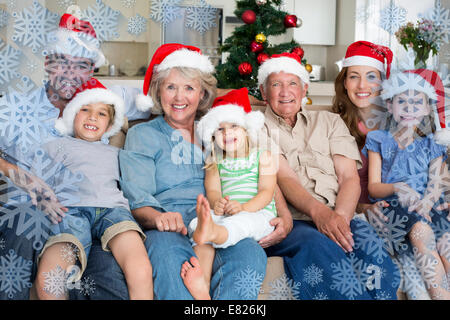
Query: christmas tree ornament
306 97 312 105
255 0 267 5
296 17 302 28
257 52 269 65
284 14 298 28
305 63 313 73
255 33 266 43
291 46 304 60
242 9 256 24
250 40 264 53
238 61 253 75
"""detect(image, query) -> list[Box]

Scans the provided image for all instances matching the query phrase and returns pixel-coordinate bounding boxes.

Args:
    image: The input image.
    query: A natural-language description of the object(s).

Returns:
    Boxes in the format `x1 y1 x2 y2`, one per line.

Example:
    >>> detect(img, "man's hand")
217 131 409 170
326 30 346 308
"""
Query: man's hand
6 167 68 224
258 216 292 248
311 205 354 253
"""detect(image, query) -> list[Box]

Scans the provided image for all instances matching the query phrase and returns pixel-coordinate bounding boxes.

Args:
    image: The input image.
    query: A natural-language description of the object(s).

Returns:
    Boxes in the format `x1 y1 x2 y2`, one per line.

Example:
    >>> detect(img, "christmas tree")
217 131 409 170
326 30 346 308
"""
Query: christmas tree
215 0 310 99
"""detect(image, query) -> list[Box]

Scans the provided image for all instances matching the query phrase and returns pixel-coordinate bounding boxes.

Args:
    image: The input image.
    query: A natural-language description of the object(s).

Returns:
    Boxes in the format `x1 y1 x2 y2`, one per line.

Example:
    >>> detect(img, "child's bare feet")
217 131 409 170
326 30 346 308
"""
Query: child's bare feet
193 194 216 245
180 256 211 300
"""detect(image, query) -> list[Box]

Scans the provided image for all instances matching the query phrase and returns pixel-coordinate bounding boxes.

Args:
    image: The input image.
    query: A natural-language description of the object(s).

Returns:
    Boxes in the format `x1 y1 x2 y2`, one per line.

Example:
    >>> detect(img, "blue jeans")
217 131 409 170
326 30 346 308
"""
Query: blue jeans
70 205 267 300
265 219 400 300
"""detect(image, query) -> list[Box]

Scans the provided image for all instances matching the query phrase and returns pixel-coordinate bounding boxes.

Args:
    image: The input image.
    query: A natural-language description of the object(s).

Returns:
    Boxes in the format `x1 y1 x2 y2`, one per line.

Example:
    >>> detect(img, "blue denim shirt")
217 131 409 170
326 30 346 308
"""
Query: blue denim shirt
119 116 205 214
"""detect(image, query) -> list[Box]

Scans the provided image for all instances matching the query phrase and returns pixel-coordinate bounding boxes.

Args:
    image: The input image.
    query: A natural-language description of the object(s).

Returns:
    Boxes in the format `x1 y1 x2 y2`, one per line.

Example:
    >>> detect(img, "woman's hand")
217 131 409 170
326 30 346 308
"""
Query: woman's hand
154 211 187 235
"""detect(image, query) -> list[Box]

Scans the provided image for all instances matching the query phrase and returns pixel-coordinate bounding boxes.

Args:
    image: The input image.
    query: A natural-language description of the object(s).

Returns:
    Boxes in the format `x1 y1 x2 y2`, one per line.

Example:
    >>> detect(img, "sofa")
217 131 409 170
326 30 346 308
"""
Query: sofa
109 104 414 300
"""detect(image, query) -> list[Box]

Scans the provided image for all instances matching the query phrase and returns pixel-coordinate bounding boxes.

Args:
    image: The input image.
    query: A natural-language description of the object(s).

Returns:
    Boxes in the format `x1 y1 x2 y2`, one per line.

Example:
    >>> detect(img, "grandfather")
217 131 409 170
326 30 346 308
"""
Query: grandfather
257 53 400 300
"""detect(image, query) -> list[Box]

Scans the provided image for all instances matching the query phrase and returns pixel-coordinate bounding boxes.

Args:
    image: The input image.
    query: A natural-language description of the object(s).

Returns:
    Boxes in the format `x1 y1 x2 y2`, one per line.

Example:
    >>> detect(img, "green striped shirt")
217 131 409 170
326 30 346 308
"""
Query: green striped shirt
217 150 277 216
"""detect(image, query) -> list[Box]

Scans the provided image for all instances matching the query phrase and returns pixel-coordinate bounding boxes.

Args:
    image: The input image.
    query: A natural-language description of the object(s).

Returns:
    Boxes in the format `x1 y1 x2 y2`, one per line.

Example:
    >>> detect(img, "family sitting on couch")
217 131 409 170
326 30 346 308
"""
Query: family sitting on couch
0 12 448 300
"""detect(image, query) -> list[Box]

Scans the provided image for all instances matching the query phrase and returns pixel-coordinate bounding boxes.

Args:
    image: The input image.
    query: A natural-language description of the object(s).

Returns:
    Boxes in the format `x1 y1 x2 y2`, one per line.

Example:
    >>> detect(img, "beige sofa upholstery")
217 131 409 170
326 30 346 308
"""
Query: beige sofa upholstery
110 105 407 300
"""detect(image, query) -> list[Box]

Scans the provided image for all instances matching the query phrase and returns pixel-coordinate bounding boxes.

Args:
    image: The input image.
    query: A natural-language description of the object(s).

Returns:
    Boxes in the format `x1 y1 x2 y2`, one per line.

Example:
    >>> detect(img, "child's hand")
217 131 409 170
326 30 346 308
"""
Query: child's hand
214 196 229 215
224 200 243 215
393 182 421 208
408 197 433 222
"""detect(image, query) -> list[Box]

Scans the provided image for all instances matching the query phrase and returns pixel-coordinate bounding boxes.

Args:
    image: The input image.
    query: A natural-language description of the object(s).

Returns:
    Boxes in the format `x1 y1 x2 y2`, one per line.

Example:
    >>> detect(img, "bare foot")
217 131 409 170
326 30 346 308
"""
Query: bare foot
180 256 211 300
193 194 217 245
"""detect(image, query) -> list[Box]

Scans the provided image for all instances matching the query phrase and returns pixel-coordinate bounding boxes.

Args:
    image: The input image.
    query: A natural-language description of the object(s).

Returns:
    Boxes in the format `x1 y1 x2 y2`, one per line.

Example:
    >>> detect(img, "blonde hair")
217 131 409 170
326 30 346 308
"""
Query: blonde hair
203 127 251 170
149 66 217 120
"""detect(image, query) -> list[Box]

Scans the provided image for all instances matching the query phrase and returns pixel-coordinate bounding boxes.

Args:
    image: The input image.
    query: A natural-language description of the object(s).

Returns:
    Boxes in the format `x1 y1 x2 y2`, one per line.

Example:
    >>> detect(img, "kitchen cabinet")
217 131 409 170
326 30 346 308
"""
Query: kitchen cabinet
293 0 336 45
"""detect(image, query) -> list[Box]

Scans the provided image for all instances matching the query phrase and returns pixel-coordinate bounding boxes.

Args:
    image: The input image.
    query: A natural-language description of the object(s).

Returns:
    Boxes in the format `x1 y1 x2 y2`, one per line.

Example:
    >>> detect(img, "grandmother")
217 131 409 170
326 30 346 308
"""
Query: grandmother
75 44 267 300
257 52 400 300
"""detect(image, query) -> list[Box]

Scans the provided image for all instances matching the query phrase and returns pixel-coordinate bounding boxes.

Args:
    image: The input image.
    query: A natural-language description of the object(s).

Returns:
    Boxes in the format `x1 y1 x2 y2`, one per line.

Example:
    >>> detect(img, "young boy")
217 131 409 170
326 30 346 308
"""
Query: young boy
33 78 153 300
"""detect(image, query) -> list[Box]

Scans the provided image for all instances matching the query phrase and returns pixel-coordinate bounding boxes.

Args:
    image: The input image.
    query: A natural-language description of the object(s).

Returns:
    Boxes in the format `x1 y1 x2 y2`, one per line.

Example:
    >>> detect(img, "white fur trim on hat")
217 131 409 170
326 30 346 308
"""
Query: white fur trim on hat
434 129 450 146
157 48 215 74
257 56 310 87
197 104 265 149
342 55 385 73
381 72 438 101
46 29 105 68
55 88 125 139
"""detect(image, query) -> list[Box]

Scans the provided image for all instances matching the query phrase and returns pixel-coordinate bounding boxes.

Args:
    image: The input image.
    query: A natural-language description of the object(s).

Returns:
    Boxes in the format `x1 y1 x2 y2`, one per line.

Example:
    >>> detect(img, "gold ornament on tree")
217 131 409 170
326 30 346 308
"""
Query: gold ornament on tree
255 33 266 43
305 64 313 73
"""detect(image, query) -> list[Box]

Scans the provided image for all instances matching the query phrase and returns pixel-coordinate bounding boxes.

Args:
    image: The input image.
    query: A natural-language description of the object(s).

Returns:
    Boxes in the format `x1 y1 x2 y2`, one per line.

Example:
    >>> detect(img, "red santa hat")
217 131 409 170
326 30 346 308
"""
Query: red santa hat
136 43 215 112
46 11 105 67
342 41 393 79
257 52 310 87
381 68 448 146
55 78 125 140
196 87 265 148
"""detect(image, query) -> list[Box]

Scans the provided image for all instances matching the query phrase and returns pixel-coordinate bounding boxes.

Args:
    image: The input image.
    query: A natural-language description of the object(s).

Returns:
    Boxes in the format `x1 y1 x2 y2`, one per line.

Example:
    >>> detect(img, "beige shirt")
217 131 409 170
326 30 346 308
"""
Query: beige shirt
261 106 362 221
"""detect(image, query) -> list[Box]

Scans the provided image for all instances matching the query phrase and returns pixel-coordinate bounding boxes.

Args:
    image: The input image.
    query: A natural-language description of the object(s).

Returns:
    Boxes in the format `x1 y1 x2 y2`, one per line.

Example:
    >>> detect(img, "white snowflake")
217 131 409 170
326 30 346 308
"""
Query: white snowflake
375 290 392 300
57 0 75 9
352 218 389 264
355 4 372 24
367 206 409 256
11 0 59 54
78 276 96 296
233 265 264 299
60 243 79 264
302 263 323 287
128 14 147 36
0 9 8 29
121 0 136 8
185 0 218 35
412 247 439 290
419 0 450 44
43 265 68 297
396 253 429 299
0 249 32 299
150 0 182 26
311 291 328 300
0 148 83 251
0 39 21 87
82 0 120 41
268 273 300 300
379 2 407 35
0 86 59 156
330 252 370 300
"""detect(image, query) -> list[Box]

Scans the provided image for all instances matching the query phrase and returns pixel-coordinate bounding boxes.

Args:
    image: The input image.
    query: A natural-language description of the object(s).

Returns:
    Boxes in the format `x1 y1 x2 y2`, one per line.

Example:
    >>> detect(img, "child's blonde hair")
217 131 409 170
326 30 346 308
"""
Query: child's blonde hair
203 126 251 170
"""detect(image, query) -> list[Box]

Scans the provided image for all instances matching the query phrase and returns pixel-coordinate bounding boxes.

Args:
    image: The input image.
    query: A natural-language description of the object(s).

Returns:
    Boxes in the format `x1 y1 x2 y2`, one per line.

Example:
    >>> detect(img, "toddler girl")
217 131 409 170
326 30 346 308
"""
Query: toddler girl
180 88 277 299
